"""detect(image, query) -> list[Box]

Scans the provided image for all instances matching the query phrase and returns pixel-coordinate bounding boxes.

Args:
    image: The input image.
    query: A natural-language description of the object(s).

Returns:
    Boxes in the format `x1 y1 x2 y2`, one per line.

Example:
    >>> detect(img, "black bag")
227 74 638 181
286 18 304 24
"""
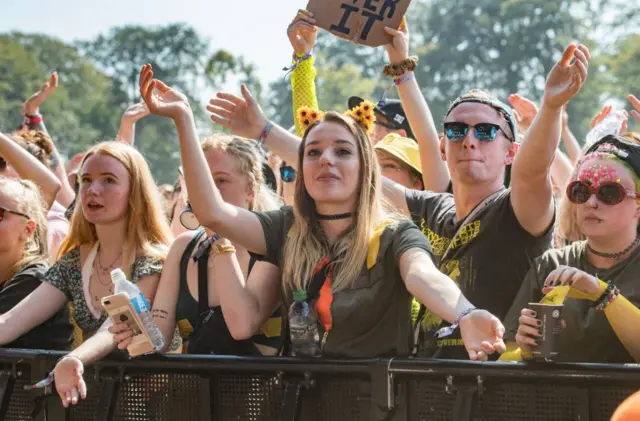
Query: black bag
184 235 261 356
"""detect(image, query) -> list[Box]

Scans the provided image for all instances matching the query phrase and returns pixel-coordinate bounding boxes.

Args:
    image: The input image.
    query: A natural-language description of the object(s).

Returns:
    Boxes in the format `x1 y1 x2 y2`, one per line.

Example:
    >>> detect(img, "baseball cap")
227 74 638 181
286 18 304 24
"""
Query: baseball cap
374 133 422 174
348 96 414 140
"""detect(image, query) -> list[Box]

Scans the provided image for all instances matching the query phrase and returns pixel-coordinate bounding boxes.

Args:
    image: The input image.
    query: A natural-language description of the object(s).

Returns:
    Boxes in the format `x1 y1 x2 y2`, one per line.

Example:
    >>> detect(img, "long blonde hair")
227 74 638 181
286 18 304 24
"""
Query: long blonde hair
57 142 172 277
200 135 281 212
282 112 388 293
0 177 48 280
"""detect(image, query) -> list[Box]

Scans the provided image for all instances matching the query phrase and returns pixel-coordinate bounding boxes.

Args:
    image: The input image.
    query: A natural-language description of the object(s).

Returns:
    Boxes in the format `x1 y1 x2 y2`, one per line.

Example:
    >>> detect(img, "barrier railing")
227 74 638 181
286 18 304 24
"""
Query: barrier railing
1 348 638 421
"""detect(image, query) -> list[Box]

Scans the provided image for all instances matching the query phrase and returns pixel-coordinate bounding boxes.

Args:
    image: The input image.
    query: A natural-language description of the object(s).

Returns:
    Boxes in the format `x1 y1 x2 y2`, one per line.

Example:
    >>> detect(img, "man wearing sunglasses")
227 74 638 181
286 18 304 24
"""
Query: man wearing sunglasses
382 29 591 359
348 96 414 144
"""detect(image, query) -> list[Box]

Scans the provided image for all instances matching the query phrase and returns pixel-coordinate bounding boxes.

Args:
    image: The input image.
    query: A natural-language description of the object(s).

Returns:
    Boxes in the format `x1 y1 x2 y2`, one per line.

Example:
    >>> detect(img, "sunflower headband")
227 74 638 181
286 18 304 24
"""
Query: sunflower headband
297 100 377 136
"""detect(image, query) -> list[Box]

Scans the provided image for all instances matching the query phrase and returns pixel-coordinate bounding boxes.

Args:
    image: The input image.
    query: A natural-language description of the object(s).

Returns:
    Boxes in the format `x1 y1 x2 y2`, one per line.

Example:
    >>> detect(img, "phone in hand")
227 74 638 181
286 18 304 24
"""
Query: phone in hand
102 293 155 357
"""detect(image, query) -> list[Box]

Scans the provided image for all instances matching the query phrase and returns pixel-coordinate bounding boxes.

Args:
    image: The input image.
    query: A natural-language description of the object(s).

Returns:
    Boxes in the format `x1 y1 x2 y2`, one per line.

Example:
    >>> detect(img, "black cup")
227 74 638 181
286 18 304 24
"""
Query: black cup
528 303 564 361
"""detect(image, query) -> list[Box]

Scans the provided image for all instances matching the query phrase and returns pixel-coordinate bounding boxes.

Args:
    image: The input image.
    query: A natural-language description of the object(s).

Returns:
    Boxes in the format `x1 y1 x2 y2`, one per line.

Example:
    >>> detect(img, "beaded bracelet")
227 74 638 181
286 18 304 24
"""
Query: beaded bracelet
394 72 415 86
259 121 274 145
591 280 620 312
383 56 419 78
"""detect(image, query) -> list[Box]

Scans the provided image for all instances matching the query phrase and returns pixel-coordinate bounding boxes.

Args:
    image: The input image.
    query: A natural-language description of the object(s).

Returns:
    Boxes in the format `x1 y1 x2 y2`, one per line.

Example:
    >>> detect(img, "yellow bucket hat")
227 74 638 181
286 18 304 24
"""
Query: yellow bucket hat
374 133 422 175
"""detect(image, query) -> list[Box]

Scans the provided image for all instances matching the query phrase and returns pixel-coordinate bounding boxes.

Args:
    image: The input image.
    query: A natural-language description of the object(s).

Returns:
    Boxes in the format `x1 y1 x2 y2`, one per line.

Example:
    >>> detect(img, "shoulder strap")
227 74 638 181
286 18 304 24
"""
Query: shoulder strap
197 243 211 315
179 230 206 288
306 263 331 302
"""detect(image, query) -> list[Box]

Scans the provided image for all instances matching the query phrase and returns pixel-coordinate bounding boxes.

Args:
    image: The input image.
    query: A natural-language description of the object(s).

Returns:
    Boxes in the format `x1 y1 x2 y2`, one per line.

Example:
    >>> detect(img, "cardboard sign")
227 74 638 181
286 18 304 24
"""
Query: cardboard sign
306 0 412 47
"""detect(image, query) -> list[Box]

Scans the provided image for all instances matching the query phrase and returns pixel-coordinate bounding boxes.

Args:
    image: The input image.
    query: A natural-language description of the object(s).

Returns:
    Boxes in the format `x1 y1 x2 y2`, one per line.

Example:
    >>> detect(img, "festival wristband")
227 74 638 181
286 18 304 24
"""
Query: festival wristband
394 72 415 86
435 307 478 338
259 121 274 145
24 114 43 125
591 280 620 311
283 52 313 73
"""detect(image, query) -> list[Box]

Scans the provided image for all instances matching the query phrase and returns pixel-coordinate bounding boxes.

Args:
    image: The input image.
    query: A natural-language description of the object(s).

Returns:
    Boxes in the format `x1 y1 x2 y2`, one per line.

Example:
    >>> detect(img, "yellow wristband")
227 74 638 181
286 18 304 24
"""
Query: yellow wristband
209 244 236 259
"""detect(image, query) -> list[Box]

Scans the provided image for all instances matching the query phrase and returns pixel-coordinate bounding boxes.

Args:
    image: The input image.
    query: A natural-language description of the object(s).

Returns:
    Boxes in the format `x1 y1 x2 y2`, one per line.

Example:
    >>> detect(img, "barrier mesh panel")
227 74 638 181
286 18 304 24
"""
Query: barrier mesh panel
68 370 101 421
298 376 366 421
5 377 31 421
407 379 456 421
211 373 283 420
591 386 637 421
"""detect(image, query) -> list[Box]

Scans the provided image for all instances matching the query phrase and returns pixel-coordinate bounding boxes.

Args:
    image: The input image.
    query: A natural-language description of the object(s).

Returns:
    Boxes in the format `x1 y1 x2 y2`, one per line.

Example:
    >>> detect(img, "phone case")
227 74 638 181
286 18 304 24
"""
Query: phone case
102 293 155 357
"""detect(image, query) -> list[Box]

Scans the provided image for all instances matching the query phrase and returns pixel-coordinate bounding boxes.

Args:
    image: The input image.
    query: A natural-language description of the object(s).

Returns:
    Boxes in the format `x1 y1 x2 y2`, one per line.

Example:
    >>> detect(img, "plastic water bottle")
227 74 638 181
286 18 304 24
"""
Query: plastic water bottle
288 290 321 357
111 269 165 352
584 111 624 150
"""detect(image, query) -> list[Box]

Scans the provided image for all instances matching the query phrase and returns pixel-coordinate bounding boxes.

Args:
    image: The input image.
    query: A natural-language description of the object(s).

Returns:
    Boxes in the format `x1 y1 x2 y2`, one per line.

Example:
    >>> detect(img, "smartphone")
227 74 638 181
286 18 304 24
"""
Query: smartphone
102 293 155 357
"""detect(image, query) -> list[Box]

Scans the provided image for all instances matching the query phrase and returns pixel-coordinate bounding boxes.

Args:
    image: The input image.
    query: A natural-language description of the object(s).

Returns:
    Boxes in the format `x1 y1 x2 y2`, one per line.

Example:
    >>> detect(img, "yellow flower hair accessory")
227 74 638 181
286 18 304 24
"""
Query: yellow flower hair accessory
345 100 376 135
297 106 325 131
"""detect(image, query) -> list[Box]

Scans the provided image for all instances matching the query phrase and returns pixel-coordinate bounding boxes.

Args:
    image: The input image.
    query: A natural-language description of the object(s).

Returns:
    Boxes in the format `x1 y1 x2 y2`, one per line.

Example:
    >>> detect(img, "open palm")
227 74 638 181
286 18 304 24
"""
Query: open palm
543 44 590 108
459 310 506 361
139 64 190 119
509 94 539 132
54 357 86 408
22 71 58 115
207 84 267 140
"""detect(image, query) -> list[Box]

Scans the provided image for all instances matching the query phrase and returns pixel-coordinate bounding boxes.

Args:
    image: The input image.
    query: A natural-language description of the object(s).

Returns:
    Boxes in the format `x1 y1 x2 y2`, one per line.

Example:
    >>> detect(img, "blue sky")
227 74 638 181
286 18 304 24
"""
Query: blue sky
2 0 309 90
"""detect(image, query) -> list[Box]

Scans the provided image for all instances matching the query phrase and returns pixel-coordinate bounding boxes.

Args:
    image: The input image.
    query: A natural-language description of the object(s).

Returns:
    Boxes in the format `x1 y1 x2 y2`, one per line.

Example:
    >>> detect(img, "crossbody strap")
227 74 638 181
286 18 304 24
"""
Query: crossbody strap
197 242 212 315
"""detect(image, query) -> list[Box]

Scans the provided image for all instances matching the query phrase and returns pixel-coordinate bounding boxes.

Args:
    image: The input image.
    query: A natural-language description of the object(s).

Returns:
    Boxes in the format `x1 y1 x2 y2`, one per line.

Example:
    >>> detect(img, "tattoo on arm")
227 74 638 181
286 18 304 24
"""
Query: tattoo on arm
152 309 169 320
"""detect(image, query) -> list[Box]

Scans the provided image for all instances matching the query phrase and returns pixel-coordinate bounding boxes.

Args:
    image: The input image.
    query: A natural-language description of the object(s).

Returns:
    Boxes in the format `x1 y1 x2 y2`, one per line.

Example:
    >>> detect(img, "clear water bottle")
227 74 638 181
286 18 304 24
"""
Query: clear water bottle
111 269 165 352
288 290 321 357
584 111 624 151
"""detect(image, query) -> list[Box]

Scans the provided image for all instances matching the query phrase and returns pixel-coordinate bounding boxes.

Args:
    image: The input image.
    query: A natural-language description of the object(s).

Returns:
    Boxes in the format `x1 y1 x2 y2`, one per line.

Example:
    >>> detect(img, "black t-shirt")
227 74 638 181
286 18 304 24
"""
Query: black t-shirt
503 241 639 363
0 262 73 350
252 206 434 358
405 188 553 359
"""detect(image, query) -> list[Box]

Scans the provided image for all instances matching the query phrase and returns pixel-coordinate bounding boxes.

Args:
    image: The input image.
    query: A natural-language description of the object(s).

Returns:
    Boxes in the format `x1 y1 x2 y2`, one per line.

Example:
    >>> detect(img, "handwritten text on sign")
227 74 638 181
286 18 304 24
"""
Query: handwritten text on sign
306 0 412 47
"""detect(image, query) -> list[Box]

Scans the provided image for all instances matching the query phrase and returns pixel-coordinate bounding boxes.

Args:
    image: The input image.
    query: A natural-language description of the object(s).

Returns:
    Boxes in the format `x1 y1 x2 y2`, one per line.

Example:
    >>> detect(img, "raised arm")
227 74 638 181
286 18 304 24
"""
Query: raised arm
139 65 267 255
21 71 76 207
511 44 590 236
115 102 150 145
400 248 505 361
208 84 301 167
0 132 61 209
288 9 319 137
383 26 450 193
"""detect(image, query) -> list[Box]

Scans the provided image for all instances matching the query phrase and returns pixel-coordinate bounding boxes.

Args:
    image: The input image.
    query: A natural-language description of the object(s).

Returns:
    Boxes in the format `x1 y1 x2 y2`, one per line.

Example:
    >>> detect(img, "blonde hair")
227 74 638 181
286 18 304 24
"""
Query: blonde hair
282 112 391 293
57 142 172 277
200 135 281 212
9 131 55 169
0 177 48 280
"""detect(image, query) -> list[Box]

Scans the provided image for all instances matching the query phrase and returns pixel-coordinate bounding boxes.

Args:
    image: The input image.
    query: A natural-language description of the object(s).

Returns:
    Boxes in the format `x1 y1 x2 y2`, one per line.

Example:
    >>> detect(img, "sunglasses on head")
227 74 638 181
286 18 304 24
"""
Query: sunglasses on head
0 206 30 221
566 180 639 206
280 165 296 183
444 122 513 142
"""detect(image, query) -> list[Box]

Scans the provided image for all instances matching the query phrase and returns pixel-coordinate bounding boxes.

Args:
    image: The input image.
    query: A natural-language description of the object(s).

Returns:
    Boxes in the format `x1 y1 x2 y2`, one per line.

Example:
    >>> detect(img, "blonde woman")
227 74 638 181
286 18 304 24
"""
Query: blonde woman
112 135 283 356
138 64 505 360
0 177 72 349
0 141 172 406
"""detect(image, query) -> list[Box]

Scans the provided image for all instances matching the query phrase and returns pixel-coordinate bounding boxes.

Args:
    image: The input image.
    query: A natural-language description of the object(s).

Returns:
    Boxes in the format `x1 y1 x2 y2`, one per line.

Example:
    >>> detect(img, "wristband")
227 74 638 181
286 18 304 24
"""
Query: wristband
394 72 415 86
591 280 619 311
282 52 313 73
24 114 43 125
259 122 274 145
193 233 222 262
435 307 478 338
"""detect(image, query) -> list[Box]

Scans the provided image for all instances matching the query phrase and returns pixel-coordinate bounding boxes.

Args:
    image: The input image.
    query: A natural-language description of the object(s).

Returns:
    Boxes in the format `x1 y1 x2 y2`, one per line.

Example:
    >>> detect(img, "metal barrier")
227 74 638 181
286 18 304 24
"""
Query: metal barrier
1 349 638 421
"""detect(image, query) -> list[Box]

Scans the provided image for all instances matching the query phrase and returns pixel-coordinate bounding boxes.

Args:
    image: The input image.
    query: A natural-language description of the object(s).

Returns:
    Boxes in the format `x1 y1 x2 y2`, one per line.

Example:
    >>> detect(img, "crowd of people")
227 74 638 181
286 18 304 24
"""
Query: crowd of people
1 10 639 409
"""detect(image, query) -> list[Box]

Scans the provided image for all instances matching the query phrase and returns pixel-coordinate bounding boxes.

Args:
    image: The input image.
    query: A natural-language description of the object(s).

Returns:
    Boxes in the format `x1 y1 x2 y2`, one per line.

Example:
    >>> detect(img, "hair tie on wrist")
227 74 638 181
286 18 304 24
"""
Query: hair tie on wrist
384 56 418 78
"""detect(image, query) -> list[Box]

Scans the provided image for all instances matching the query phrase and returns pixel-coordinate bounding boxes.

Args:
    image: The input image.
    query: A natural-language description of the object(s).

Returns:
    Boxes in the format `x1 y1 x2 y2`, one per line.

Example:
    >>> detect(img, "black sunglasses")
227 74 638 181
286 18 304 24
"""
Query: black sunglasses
566 180 639 206
280 165 296 183
0 206 30 221
444 122 513 142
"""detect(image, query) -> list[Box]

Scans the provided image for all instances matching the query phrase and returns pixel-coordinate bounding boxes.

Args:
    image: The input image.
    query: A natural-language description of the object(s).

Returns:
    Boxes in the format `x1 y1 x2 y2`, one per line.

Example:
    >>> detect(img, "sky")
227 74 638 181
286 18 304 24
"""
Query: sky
2 0 309 91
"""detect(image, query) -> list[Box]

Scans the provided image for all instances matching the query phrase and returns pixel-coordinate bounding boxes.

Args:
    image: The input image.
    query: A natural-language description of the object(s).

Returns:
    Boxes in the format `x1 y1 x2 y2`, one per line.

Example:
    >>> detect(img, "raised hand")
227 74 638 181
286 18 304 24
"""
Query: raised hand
459 309 506 361
590 105 629 134
139 64 190 119
22 71 58 115
629 95 640 124
207 84 268 140
543 44 590 109
53 356 87 408
288 10 318 55
122 102 150 124
383 21 409 64
508 94 539 133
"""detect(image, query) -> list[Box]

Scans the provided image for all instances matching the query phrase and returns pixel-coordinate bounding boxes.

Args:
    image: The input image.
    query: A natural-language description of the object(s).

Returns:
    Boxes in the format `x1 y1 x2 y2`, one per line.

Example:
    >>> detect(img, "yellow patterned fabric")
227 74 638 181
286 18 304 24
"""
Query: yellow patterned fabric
69 303 84 349
291 54 319 137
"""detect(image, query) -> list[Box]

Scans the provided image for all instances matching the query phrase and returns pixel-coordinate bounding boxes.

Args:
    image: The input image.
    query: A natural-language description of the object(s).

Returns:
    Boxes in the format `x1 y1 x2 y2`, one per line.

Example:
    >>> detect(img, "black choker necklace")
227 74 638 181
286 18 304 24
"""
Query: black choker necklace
316 212 353 221
587 236 640 261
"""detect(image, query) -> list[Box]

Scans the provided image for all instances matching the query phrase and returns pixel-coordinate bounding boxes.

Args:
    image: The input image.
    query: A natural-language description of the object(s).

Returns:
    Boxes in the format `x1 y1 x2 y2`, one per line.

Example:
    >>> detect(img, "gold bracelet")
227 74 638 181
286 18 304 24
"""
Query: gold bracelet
383 56 419 78
209 243 236 259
